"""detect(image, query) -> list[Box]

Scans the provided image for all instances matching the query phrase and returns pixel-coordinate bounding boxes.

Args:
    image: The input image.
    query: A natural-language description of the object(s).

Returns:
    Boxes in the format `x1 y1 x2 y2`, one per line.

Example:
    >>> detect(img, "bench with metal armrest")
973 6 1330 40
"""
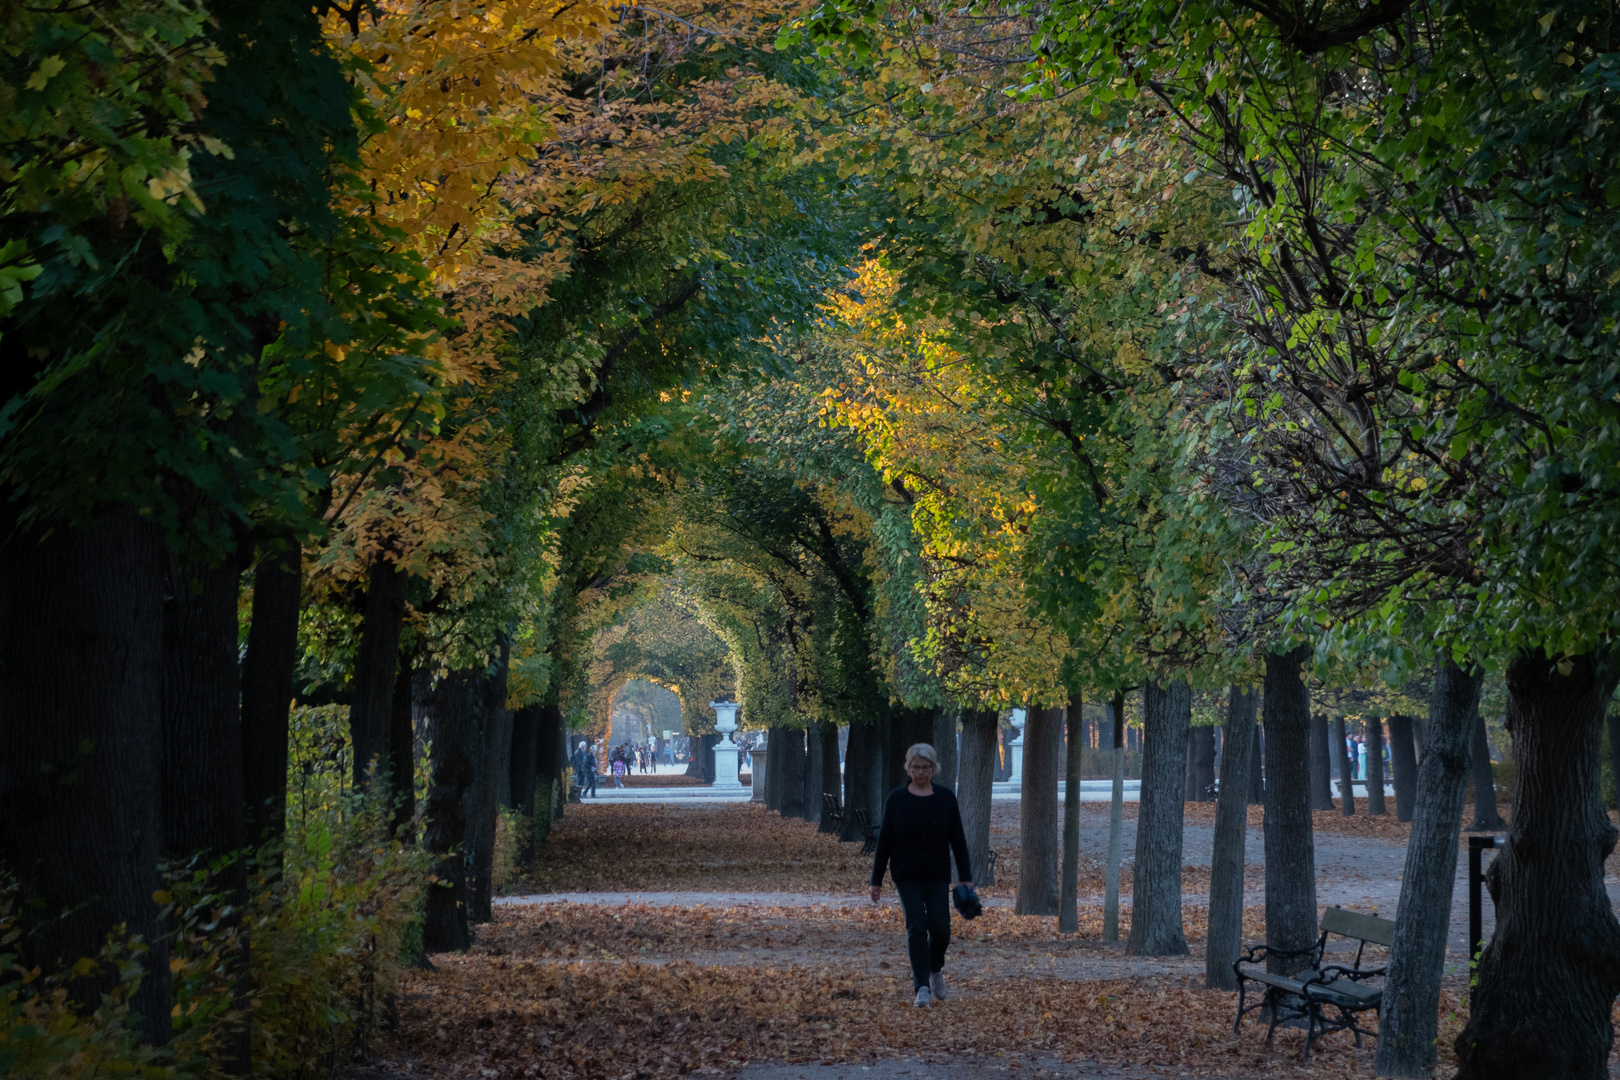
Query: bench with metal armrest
1233 905 1394 1061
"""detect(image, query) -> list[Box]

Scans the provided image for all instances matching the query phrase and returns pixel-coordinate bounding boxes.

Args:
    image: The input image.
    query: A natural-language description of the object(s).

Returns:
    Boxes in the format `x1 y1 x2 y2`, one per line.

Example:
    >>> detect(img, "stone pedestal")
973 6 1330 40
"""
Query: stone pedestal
710 701 745 790
1008 708 1026 785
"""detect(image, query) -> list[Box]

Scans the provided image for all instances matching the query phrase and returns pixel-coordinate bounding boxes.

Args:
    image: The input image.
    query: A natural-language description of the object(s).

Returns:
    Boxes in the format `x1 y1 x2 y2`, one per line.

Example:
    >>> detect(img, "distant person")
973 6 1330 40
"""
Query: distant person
570 741 589 791
612 753 626 788
869 742 972 1008
581 746 598 798
1356 736 1368 781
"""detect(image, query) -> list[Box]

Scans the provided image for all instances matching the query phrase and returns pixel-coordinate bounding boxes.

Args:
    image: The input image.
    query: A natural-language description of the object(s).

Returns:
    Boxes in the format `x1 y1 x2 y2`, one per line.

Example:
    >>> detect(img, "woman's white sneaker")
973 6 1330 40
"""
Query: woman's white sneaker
913 986 932 1007
929 973 948 1001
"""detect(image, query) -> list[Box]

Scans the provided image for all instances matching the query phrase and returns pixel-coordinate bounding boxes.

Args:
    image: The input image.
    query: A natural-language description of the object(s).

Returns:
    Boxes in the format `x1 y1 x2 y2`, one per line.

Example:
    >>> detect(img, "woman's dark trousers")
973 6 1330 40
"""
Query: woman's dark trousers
895 881 950 989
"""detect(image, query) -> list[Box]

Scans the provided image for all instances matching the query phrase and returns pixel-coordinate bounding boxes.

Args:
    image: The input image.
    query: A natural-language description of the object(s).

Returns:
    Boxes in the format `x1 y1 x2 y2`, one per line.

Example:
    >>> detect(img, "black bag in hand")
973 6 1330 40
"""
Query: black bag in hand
952 883 982 920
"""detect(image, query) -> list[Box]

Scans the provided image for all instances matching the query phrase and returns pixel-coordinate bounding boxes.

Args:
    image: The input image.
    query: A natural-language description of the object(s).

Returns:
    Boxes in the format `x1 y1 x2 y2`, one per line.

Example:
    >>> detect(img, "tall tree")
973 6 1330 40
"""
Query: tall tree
957 710 998 885
1206 685 1258 989
1059 694 1084 933
1128 680 1190 956
1016 705 1063 916
1261 647 1316 976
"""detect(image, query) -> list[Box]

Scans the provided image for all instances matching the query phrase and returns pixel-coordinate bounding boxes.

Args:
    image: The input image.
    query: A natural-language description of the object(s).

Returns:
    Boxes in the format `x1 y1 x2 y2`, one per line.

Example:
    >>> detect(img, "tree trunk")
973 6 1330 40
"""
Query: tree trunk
1388 714 1419 823
779 726 807 819
349 557 406 791
162 558 246 866
957 709 997 884
1104 691 1126 943
817 723 842 832
1129 679 1191 956
803 720 823 825
1248 722 1264 805
934 710 958 789
241 539 302 850
1333 716 1356 816
1262 645 1317 975
1059 694 1083 933
1365 718 1388 816
1609 713 1620 819
1016 704 1063 916
887 707 933 791
764 725 785 810
1309 711 1336 810
0 512 172 1043
1192 725 1216 801
1454 653 1620 1080
389 650 416 836
1376 655 1480 1077
535 696 565 826
467 651 512 925
1468 701 1505 831
841 719 882 844
1207 685 1258 990
421 664 500 952
510 704 540 816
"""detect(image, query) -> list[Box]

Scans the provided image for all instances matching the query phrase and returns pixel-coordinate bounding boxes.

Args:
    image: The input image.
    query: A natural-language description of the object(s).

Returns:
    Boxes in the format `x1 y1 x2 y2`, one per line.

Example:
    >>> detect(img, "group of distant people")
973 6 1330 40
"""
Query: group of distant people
1342 730 1391 781
569 739 667 796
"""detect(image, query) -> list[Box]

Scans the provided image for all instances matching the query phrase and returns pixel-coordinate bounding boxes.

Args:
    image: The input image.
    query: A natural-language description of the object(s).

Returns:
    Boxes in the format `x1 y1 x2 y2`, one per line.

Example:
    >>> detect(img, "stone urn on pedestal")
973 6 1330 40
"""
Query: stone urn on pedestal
710 701 745 790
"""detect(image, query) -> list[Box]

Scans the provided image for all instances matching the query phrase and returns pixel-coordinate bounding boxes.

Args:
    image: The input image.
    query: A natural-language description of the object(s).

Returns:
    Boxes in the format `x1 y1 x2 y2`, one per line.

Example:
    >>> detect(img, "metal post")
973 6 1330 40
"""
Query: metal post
1468 834 1497 966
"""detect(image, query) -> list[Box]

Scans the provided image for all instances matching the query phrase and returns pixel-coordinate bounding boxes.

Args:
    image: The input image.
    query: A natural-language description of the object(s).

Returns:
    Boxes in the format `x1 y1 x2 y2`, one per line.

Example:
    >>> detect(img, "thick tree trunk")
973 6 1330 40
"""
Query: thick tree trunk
1309 711 1336 810
1060 694 1083 933
817 723 842 832
1455 653 1620 1080
1333 716 1356 816
1468 702 1505 831
887 707 933 791
934 710 958 789
421 662 504 952
1129 679 1191 956
1192 725 1216 801
161 555 249 1075
1365 718 1388 815
764 725 785 810
535 697 564 825
1207 685 1258 990
1376 655 1480 1077
510 704 540 816
1608 713 1620 819
0 513 172 1043
349 558 406 790
803 720 824 825
241 540 302 850
841 720 882 844
162 558 247 865
1104 691 1126 943
778 726 807 820
1262 645 1316 976
1388 714 1420 823
957 709 997 885
1016 705 1063 916
467 652 512 925
389 650 416 836
1247 722 1264 805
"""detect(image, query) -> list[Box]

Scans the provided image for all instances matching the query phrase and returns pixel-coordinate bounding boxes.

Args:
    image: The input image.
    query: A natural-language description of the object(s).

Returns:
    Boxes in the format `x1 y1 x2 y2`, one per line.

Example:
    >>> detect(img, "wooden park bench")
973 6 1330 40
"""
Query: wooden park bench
1233 905 1395 1061
821 791 844 834
851 808 879 854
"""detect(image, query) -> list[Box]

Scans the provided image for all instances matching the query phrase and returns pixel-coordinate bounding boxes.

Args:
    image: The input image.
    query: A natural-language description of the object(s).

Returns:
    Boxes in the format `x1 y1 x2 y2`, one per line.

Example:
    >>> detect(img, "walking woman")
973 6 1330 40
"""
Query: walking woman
869 743 973 1007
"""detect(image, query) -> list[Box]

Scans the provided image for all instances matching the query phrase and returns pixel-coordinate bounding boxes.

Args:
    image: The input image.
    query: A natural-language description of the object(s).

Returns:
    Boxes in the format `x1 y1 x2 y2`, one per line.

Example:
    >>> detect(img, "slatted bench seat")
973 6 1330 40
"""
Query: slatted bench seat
1233 905 1395 1061
821 791 844 834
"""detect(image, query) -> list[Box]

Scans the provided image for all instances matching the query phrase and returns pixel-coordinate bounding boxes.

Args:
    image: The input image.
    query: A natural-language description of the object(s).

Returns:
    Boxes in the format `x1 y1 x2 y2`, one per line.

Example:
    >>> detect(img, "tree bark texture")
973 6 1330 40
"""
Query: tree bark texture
841 720 882 844
1388 714 1419 823
1104 692 1126 943
1609 713 1620 819
1060 694 1083 933
1309 711 1336 811
466 653 511 925
817 723 842 832
1207 685 1258 990
535 697 565 823
1129 679 1191 956
1376 655 1480 1078
509 704 540 816
162 558 246 867
390 651 416 836
1262 645 1317 975
1468 702 1505 831
0 513 172 1043
1016 704 1063 916
421 664 503 952
764 726 785 810
1454 653 1620 1080
886 707 933 791
934 710 959 790
803 720 824 825
778 726 807 819
1191 725 1216 801
240 539 302 849
1365 718 1388 815
1248 722 1264 805
957 709 998 885
1332 716 1356 816
349 558 406 791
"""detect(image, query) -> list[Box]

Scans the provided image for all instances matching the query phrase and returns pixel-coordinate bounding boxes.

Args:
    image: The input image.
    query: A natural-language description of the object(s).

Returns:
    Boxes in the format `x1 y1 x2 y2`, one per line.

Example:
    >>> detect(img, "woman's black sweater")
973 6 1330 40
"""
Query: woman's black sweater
869 784 973 886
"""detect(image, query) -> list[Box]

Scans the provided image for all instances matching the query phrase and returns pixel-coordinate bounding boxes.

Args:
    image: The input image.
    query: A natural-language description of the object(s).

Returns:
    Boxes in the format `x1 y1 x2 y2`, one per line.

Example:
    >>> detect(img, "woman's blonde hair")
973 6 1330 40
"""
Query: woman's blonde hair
905 743 940 771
